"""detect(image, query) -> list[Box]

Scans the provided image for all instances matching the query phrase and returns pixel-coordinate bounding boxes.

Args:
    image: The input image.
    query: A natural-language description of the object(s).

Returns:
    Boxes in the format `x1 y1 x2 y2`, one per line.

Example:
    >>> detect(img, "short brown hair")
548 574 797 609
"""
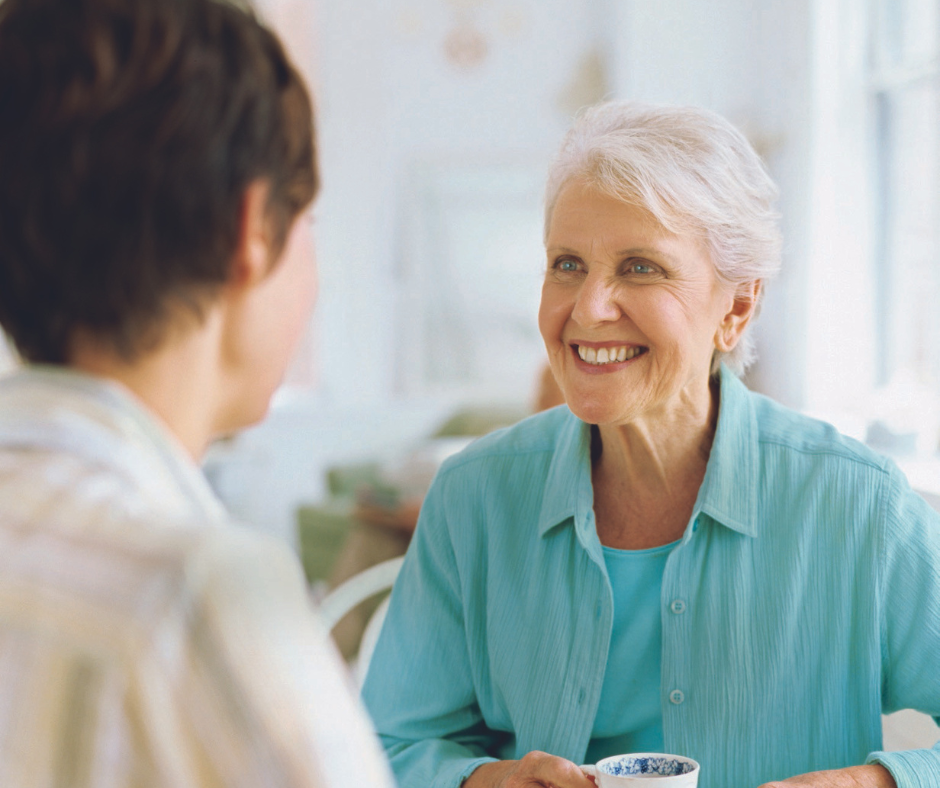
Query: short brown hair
0 0 318 363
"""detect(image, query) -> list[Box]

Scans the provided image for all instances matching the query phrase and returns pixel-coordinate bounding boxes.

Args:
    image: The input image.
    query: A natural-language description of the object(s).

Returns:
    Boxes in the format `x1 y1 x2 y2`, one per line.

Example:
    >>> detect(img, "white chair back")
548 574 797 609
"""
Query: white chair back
318 556 404 684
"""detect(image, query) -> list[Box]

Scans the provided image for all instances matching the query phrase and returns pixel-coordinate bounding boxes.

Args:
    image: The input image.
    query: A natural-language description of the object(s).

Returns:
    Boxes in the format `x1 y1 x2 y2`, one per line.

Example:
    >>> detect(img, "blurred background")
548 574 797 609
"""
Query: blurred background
2 0 940 568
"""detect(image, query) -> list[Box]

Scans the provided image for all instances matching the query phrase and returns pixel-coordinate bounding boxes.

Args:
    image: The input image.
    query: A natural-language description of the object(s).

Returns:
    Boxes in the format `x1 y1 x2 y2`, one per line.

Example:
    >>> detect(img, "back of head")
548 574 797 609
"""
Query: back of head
0 0 317 364
545 101 781 373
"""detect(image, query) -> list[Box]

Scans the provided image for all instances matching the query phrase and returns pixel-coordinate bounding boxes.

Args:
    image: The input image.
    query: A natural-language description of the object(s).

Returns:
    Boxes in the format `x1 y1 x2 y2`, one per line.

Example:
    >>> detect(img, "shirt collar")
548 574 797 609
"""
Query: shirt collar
693 364 759 537
537 409 593 538
536 364 759 540
0 366 227 523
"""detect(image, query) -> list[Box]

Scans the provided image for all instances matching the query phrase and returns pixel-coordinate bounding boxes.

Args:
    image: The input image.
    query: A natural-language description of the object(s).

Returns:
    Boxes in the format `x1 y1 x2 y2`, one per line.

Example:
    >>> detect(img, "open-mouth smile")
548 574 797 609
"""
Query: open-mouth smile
572 344 648 366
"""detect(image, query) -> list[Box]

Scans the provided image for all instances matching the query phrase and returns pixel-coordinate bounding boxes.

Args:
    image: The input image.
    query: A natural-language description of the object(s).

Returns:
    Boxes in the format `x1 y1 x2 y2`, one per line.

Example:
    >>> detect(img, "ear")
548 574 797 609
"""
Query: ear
715 280 761 353
227 180 273 291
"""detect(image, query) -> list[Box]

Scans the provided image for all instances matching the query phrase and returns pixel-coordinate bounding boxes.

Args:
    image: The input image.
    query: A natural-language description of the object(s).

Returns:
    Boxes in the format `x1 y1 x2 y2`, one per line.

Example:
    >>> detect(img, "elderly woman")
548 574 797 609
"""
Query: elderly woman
0 0 394 785
362 102 940 788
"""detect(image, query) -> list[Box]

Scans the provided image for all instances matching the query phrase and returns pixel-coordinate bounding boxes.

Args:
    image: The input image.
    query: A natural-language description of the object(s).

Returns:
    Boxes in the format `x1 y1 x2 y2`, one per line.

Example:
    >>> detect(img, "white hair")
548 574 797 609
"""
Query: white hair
544 101 781 374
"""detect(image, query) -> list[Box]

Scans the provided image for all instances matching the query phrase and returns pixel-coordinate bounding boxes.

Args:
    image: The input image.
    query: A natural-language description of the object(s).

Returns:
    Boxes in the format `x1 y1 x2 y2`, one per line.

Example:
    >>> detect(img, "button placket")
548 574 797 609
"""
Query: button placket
661 522 696 739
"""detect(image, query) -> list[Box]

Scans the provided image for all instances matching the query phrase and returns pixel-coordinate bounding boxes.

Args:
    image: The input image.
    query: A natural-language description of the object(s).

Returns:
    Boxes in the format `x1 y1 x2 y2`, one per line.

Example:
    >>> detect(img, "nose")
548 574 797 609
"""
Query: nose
570 270 622 327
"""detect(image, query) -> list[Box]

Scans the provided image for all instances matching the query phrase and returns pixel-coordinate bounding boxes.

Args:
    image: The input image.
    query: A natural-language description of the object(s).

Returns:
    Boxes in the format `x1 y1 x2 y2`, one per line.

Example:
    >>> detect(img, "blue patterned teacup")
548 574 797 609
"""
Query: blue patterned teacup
580 753 700 787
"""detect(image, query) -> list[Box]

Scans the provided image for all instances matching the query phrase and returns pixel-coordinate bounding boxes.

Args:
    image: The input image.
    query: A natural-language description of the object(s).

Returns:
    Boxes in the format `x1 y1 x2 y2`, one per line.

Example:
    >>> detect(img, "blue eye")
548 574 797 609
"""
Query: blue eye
630 262 652 274
557 259 580 272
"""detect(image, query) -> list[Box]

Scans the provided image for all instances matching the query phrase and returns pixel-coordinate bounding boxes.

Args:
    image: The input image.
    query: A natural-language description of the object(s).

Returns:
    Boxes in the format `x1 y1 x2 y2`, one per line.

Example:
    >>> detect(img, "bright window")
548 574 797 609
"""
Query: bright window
859 0 940 476
870 0 940 390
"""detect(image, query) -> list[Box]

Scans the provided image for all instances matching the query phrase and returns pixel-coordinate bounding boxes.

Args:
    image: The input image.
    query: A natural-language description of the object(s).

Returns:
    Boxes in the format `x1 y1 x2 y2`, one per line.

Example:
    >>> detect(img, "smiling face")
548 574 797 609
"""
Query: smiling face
539 180 740 428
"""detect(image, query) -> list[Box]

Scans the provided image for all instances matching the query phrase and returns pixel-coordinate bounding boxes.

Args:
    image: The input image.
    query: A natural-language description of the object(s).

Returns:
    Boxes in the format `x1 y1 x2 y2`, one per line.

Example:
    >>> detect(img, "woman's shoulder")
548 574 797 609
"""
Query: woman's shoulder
746 386 891 475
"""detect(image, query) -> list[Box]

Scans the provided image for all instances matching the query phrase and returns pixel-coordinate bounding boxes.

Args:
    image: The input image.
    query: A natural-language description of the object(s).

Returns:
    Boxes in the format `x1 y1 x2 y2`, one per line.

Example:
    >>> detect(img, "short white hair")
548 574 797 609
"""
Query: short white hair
544 101 781 374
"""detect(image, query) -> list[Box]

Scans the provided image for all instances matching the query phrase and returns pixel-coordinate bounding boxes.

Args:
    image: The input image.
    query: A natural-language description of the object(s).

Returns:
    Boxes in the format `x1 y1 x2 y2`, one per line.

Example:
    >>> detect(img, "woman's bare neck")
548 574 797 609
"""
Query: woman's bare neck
591 378 719 550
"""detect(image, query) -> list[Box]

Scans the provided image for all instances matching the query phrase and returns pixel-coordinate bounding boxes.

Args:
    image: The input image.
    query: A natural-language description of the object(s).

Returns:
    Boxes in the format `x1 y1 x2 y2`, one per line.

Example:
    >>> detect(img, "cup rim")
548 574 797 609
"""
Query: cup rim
595 752 701 779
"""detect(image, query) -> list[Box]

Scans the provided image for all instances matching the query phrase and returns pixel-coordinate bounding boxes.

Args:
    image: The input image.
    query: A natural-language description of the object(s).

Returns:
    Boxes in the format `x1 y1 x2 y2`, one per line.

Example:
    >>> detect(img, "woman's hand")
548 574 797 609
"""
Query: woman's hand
464 751 597 788
758 764 897 788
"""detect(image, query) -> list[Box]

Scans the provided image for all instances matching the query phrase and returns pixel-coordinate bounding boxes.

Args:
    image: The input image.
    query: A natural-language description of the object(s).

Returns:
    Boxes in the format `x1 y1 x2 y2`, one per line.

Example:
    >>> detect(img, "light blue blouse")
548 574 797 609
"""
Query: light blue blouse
585 542 675 763
362 366 940 788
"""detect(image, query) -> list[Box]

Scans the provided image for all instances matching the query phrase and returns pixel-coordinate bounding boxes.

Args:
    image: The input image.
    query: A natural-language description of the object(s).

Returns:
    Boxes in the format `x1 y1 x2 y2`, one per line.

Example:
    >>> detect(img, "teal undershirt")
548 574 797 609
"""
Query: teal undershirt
584 539 679 764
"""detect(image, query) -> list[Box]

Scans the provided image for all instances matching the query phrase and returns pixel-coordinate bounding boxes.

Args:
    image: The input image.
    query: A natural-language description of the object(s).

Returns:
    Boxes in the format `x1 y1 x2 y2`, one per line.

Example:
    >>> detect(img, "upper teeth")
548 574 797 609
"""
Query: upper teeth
577 346 644 365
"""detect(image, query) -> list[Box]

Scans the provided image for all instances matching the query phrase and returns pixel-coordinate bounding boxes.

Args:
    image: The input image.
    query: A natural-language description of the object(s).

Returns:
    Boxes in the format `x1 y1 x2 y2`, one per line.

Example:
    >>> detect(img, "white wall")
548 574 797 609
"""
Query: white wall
608 0 757 114
604 0 816 408
311 0 609 406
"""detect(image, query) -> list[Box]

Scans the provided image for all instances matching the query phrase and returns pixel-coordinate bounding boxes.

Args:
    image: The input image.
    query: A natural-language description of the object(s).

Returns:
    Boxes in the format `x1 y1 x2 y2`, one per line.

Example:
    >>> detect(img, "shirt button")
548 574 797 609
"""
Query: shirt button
669 689 685 705
670 599 686 614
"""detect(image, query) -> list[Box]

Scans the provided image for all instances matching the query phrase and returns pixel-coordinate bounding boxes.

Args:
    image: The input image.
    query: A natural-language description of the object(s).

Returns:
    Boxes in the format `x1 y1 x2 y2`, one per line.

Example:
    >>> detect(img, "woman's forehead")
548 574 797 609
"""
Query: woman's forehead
548 185 681 251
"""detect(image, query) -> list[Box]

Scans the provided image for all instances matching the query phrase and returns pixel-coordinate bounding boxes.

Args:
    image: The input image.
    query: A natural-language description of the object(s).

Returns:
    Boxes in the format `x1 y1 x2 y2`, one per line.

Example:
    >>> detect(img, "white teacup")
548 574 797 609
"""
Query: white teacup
581 753 700 787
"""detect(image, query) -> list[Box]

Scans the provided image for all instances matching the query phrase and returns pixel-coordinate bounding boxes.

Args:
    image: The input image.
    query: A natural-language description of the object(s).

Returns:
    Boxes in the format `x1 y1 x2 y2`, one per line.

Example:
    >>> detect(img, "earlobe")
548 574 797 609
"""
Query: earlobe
715 280 761 352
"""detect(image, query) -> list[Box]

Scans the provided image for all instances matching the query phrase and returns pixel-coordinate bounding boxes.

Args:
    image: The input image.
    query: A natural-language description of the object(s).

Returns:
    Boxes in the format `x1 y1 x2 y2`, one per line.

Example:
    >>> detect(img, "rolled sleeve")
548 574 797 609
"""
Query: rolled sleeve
867 747 940 788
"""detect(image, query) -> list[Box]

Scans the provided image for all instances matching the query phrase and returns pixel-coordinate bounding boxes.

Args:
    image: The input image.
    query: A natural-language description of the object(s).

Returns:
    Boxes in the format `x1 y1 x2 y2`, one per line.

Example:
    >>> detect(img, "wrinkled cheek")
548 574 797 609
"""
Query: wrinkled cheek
537 289 566 351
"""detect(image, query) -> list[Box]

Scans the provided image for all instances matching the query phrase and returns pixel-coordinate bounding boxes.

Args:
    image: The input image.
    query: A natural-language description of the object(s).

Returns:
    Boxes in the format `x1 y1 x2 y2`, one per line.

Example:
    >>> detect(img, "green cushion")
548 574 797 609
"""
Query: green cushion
325 462 382 499
296 502 353 583
432 406 528 438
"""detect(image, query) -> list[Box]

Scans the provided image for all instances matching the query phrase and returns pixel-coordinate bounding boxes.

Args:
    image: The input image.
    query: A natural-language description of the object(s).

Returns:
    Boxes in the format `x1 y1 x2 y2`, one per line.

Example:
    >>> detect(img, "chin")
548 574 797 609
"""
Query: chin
564 395 632 427
219 395 273 437
244 397 274 428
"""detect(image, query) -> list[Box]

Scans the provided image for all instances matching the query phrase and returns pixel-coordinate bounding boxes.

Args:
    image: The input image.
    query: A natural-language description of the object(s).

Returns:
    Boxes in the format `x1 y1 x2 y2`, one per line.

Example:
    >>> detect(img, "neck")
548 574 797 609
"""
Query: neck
69 315 227 460
591 376 719 546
